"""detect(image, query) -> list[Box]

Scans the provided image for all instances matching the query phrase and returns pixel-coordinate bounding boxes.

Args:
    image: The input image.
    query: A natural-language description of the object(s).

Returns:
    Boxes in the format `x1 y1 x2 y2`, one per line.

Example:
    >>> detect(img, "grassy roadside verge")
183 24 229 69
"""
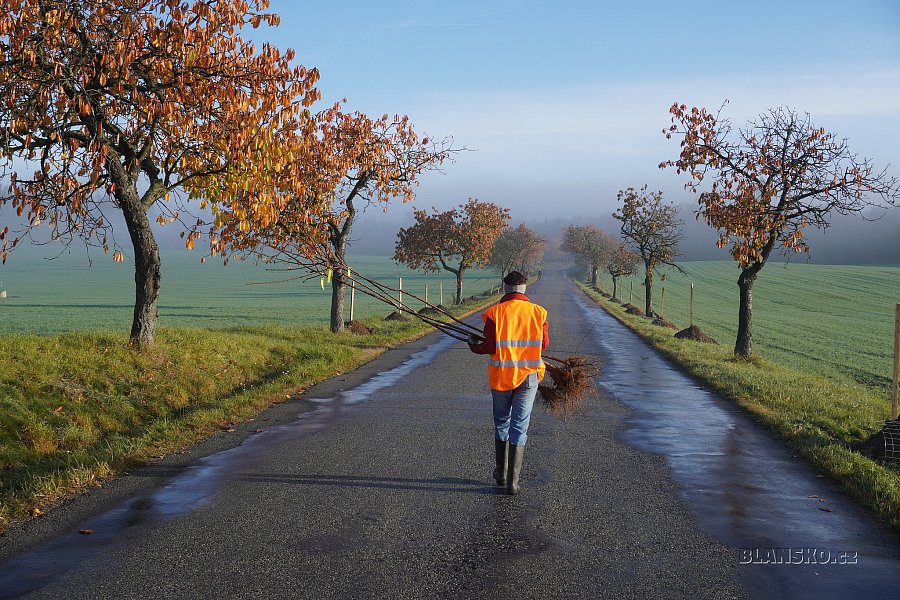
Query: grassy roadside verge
574 278 900 532
0 295 496 533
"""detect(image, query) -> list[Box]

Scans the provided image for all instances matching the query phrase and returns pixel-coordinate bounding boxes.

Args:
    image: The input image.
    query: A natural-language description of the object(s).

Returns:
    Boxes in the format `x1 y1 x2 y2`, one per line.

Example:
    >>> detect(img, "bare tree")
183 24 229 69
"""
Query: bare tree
489 223 545 280
560 225 615 288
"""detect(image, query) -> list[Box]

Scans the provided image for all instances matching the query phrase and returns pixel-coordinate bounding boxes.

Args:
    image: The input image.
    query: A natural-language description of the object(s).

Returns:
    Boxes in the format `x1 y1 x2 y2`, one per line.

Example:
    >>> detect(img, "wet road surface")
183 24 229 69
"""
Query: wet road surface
1 265 897 598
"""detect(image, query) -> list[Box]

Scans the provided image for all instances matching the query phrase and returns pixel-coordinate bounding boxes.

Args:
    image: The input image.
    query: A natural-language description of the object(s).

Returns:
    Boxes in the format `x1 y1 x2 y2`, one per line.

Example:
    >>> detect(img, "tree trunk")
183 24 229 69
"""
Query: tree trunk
455 267 465 305
328 193 359 333
437 256 463 305
591 265 598 289
119 189 161 348
329 232 348 333
644 263 653 317
735 268 757 357
612 276 618 300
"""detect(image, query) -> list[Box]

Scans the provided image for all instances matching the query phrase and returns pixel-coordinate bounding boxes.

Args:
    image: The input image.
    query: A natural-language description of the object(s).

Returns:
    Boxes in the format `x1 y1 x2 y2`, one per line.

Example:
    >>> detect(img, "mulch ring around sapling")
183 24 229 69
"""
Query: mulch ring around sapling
539 354 601 419
674 324 718 344
418 306 443 317
347 320 375 334
652 316 678 329
384 311 409 322
623 304 643 316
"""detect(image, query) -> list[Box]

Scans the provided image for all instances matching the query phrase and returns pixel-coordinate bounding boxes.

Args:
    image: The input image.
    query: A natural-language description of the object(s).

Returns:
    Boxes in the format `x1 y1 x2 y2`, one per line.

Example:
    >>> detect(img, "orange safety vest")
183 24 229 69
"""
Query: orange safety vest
482 299 547 391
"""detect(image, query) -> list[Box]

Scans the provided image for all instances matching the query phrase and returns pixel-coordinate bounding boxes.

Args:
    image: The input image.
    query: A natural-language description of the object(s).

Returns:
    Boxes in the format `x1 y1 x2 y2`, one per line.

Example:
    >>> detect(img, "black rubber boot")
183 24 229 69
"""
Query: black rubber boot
506 443 525 495
493 439 509 486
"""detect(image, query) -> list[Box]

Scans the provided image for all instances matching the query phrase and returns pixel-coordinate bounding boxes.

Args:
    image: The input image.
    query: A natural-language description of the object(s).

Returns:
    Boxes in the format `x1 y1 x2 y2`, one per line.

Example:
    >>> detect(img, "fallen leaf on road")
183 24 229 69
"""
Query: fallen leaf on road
815 474 826 479
31 508 45 517
807 495 819 499
224 428 235 433
818 506 833 513
79 529 95 535
254 428 264 433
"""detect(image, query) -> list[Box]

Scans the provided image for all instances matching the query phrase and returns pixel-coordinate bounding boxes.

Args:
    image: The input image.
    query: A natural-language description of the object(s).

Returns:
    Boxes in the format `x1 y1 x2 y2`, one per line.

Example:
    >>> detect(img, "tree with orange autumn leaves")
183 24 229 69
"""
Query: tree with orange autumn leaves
663 103 899 357
0 0 320 347
489 223 545 281
394 199 510 305
221 105 453 332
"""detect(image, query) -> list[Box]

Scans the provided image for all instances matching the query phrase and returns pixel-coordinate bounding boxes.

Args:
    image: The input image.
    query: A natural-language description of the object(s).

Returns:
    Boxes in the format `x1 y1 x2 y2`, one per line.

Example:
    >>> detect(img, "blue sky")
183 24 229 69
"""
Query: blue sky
253 0 900 224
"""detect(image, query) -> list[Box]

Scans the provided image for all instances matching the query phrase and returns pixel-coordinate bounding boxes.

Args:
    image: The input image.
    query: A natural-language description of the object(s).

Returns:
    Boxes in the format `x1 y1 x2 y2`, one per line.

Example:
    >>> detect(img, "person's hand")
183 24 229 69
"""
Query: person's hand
467 333 482 346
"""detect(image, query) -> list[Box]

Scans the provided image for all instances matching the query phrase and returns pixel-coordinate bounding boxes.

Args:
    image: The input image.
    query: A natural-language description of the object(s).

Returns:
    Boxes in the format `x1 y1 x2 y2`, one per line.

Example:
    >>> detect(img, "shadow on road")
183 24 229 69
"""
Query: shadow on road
233 473 501 495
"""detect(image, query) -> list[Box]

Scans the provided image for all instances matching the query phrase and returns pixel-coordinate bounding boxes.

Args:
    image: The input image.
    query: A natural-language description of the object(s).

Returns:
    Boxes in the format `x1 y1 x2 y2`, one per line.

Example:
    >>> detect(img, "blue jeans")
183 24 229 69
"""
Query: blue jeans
491 372 539 446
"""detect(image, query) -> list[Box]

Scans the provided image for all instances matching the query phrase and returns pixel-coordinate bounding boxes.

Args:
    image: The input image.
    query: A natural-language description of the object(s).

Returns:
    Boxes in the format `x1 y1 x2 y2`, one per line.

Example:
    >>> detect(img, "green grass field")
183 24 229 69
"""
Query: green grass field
0 249 501 334
596 261 900 398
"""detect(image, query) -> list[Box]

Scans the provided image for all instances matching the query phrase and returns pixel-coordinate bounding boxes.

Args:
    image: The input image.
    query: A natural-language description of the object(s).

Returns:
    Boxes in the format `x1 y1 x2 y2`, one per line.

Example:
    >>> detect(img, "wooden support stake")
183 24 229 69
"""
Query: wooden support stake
349 284 355 322
440 282 443 306
690 282 695 326
398 277 403 312
629 281 633 304
661 287 665 319
425 283 429 305
892 303 899 420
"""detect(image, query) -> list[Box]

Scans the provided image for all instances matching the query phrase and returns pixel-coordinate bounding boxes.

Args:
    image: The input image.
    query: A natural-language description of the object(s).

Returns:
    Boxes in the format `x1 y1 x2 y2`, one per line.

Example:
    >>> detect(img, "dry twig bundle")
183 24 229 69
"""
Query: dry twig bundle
539 354 600 418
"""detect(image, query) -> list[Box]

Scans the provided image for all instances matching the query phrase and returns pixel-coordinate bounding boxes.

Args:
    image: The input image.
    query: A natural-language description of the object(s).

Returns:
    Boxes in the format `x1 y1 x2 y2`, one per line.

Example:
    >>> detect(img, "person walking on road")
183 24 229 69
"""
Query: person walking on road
468 271 549 495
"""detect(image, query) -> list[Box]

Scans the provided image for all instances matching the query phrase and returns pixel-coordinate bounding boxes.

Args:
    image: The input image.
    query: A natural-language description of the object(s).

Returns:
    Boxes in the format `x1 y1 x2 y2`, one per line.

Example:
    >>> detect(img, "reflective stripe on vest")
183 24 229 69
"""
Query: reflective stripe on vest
488 359 544 368
483 299 547 391
496 339 543 348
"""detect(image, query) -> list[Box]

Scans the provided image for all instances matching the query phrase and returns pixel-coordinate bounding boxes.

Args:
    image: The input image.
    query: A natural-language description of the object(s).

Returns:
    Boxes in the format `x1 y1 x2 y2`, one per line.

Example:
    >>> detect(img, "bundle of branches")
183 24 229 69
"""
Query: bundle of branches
539 354 600 418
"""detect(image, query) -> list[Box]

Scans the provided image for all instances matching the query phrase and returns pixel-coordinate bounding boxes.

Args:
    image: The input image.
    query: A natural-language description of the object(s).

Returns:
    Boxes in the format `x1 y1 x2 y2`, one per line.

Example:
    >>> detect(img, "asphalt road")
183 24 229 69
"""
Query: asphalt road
1 265 897 599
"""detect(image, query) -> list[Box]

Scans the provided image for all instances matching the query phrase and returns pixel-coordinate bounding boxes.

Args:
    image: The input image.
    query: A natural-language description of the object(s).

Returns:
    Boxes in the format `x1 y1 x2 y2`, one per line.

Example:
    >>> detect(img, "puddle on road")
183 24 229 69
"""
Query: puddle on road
0 334 458 599
573 293 900 599
326 333 458 406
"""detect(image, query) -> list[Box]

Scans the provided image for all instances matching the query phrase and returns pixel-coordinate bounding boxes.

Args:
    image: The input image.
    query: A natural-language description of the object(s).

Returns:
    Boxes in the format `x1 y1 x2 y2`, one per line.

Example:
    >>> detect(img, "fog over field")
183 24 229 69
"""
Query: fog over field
338 205 900 266
2 200 898 266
